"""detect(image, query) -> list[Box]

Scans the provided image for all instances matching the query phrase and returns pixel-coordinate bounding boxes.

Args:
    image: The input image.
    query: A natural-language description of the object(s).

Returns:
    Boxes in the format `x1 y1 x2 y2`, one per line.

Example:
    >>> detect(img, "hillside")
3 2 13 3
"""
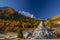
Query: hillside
51 14 60 20
45 14 60 28
0 7 40 32
50 14 60 25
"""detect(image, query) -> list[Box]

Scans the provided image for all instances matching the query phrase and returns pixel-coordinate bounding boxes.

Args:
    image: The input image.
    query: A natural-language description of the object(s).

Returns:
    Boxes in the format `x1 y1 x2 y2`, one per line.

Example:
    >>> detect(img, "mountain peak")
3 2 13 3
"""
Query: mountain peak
0 7 11 9
0 7 15 14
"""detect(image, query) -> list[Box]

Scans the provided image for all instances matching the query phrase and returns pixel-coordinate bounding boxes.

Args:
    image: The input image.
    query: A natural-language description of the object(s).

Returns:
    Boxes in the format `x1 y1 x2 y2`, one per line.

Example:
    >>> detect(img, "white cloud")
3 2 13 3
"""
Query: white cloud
18 11 35 18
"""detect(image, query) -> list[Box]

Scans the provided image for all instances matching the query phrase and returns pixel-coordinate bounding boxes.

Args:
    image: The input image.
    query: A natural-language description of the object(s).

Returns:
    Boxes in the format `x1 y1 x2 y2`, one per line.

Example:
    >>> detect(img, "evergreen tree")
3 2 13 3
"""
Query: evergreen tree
17 28 23 38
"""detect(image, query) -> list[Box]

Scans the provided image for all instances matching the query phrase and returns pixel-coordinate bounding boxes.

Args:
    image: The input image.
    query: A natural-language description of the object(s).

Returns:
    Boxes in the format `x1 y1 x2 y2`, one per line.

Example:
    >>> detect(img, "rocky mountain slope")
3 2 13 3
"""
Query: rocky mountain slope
0 7 40 32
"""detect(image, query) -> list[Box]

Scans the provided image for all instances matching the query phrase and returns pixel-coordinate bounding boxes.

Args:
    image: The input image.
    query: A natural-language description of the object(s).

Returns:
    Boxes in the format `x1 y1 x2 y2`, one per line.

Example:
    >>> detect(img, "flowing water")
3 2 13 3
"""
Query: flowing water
30 21 57 39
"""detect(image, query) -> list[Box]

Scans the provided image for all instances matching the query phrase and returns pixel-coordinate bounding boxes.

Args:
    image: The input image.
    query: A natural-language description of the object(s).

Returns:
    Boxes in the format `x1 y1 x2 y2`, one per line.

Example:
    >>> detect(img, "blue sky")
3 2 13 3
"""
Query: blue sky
0 0 60 18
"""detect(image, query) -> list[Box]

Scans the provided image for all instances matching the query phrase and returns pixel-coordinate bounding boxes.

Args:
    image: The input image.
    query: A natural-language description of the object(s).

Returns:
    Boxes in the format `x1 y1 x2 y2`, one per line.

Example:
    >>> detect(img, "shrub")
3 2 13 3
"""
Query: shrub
17 28 23 38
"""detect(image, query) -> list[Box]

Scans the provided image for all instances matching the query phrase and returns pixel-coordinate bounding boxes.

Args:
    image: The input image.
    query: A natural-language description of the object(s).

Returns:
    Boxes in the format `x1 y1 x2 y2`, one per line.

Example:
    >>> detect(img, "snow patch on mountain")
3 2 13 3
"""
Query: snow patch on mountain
18 11 35 18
